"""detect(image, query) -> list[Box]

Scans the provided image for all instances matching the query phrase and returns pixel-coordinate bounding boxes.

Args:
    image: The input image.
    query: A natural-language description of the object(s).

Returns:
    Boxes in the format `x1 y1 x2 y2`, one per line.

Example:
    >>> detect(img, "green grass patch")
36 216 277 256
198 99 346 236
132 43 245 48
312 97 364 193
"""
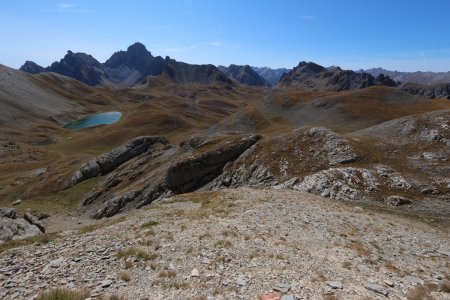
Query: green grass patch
140 220 159 228
15 177 103 214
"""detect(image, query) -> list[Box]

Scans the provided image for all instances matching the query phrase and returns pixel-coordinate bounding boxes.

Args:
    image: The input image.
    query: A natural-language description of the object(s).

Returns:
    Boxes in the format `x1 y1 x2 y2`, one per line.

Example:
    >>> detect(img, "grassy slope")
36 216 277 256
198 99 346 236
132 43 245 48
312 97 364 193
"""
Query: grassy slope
1 71 450 215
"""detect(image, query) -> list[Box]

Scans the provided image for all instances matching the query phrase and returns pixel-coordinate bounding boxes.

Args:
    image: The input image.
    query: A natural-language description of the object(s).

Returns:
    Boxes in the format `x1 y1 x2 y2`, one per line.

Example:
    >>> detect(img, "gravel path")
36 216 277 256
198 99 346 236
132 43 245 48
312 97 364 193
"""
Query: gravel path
1 187 449 299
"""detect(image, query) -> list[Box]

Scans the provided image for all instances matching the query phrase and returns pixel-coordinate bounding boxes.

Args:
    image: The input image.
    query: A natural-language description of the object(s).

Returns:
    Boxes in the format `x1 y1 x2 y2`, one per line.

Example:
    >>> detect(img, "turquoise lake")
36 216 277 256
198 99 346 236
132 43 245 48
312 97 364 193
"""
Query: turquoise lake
64 111 121 130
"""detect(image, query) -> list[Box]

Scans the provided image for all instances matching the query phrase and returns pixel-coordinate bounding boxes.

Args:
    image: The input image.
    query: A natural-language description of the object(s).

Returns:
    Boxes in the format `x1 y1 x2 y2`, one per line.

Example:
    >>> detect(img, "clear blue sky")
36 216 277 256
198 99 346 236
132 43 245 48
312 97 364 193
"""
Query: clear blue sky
1 0 450 71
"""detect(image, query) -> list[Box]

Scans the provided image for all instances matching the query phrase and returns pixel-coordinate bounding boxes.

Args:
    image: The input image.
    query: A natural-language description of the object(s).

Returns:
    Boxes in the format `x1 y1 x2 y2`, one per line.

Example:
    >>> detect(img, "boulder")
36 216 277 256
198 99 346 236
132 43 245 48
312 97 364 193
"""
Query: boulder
385 195 411 207
0 217 41 242
0 208 17 219
91 191 140 219
24 213 45 233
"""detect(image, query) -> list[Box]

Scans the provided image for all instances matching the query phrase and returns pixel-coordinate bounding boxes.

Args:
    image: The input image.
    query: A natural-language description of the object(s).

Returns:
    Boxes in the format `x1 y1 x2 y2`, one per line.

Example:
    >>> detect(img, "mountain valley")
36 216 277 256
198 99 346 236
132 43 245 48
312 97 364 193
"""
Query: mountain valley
1 42 449 300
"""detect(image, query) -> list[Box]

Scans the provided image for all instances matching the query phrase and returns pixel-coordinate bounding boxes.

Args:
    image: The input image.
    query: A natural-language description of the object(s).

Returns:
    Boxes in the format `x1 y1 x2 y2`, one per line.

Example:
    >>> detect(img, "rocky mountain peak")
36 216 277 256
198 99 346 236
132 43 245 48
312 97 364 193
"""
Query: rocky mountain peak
219 64 267 86
296 61 326 74
126 42 151 57
280 61 398 91
19 61 45 74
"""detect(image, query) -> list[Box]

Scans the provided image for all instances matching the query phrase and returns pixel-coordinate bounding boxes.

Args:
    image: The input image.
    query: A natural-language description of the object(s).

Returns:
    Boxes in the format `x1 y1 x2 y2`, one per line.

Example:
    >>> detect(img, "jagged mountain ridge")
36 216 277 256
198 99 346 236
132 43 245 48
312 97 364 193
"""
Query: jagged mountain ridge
18 43 450 99
218 64 268 86
251 66 291 85
401 82 450 99
19 43 232 87
279 61 398 91
363 67 450 85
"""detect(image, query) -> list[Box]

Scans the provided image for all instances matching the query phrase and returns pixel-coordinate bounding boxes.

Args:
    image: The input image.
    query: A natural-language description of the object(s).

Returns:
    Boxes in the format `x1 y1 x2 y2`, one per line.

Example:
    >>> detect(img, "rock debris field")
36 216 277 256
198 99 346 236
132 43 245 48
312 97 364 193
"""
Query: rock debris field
1 187 449 300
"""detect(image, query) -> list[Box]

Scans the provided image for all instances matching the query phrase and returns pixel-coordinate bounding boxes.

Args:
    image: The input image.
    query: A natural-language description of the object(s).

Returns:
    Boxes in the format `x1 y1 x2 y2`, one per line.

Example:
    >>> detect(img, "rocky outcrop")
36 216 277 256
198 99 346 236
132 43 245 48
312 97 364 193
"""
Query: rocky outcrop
275 165 412 203
92 191 140 219
0 208 17 219
166 134 261 194
67 136 168 187
74 133 261 219
279 61 398 91
24 212 46 233
91 181 170 219
304 127 360 165
401 82 450 99
0 209 44 242
279 168 379 201
385 195 412 207
219 64 268 86
211 127 360 189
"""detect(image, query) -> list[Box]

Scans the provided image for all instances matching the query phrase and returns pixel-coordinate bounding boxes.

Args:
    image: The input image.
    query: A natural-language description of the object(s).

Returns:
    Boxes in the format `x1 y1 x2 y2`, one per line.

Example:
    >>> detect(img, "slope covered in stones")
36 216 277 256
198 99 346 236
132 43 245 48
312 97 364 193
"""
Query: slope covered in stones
1 188 449 299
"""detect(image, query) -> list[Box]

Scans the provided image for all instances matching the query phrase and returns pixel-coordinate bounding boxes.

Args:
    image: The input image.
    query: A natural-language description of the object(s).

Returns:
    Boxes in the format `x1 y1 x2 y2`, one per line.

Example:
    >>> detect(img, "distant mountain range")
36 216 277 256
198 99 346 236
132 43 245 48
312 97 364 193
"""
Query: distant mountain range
18 42 449 98
279 61 397 91
251 66 291 85
218 64 268 86
20 43 233 87
362 68 450 85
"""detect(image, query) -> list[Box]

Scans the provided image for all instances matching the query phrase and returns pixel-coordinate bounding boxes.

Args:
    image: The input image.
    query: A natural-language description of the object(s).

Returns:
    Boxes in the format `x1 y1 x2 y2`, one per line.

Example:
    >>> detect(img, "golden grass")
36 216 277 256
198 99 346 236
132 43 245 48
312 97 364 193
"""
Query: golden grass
79 216 126 234
117 247 157 261
214 239 233 248
158 270 177 278
345 241 370 257
118 271 131 282
36 288 90 300
0 233 59 254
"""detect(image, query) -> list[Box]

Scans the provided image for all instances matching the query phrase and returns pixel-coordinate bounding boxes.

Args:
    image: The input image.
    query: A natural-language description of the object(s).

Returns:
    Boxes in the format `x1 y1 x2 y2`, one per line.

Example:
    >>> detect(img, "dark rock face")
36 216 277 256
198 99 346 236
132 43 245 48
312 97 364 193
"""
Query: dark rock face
19 42 234 87
0 208 44 242
104 42 165 84
67 136 168 187
219 64 268 86
163 58 234 85
47 51 107 86
19 61 45 74
0 208 17 219
166 134 261 194
375 74 398 87
401 83 450 99
279 61 398 91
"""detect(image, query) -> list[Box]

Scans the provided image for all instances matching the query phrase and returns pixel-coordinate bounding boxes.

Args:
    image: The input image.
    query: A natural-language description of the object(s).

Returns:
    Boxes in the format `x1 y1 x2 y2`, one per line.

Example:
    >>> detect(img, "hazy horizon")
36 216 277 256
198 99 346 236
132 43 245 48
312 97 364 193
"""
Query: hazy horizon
2 0 450 72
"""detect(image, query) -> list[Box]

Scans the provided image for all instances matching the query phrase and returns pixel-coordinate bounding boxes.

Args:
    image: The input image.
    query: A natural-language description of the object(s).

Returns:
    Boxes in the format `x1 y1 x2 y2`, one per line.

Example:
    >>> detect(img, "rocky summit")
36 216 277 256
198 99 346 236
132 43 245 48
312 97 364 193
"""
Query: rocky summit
1 38 450 300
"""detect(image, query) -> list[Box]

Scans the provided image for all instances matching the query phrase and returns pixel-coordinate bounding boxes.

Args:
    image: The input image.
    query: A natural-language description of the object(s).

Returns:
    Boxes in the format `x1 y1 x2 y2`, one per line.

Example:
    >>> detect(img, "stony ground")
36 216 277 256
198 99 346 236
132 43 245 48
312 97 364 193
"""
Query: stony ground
1 187 449 300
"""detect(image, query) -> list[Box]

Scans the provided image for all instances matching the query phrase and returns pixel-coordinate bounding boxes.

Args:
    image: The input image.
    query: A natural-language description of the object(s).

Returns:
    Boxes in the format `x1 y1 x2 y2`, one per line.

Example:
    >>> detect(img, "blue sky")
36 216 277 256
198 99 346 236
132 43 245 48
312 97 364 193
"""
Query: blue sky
1 0 450 71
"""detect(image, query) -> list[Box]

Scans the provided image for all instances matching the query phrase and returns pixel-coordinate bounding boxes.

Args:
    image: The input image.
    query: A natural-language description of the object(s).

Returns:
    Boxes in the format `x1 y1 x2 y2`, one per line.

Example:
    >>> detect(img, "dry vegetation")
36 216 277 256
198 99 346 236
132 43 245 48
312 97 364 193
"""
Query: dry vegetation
36 288 90 300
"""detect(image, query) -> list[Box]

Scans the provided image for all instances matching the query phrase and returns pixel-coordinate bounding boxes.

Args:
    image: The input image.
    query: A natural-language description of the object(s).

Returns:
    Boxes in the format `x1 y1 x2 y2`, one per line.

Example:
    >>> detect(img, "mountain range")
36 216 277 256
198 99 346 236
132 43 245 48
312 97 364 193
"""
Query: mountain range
218 64 268 86
20 43 233 87
251 66 291 85
21 43 450 100
363 67 450 85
